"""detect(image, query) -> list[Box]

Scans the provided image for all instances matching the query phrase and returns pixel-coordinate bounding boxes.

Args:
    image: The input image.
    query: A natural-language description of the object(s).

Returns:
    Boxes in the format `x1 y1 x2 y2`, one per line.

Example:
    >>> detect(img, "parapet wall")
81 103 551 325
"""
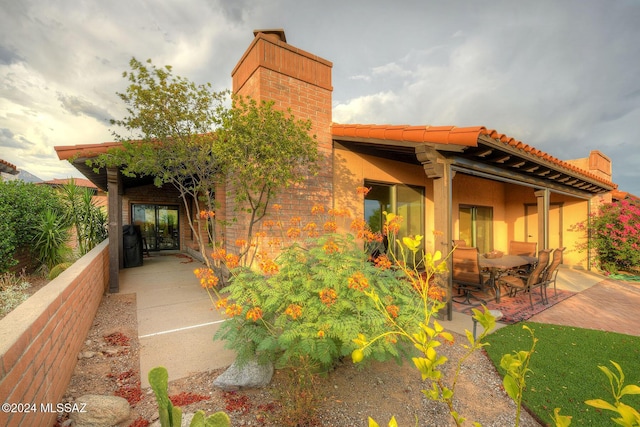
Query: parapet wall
0 240 109 427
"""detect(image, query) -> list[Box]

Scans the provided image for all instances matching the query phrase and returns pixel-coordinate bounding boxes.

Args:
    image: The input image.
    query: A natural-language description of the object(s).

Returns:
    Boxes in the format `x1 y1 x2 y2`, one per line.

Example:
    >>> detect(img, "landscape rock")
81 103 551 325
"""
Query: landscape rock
78 351 98 359
69 394 130 427
212 359 273 390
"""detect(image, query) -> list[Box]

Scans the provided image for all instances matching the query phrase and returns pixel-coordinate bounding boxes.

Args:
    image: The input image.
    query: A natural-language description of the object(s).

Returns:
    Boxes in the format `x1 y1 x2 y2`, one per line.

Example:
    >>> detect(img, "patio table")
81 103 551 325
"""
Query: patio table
479 255 537 302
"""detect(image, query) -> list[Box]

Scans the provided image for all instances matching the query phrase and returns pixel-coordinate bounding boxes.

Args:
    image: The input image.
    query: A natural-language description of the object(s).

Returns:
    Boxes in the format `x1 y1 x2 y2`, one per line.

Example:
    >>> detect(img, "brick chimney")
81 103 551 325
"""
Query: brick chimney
232 29 333 156
227 29 334 249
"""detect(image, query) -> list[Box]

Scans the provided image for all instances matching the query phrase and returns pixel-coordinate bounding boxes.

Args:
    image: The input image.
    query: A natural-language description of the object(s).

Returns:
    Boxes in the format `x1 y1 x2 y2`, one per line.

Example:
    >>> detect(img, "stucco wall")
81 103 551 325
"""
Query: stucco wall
0 240 109 427
334 150 593 268
333 148 434 246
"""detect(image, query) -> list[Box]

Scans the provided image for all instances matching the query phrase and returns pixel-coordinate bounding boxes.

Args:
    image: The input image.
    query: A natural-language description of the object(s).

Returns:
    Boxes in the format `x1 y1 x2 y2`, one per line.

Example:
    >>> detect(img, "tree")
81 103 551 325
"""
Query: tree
92 58 319 271
217 95 318 265
90 58 228 265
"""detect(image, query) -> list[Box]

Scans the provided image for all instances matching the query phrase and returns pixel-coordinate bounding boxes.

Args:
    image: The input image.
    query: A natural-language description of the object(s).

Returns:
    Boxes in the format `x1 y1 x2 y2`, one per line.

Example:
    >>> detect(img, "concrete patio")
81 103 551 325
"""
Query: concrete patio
117 251 631 388
119 252 235 388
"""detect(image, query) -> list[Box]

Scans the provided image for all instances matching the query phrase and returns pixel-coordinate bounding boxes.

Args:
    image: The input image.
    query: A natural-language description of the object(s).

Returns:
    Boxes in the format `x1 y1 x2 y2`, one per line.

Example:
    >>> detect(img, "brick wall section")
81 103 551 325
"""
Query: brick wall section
0 240 109 427
121 177 227 260
9 247 38 274
123 183 192 251
227 31 334 254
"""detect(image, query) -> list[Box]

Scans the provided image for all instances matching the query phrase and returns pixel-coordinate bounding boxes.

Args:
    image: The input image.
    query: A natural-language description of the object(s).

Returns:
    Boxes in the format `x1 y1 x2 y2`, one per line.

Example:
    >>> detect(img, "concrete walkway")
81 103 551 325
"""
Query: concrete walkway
118 253 639 387
119 252 235 388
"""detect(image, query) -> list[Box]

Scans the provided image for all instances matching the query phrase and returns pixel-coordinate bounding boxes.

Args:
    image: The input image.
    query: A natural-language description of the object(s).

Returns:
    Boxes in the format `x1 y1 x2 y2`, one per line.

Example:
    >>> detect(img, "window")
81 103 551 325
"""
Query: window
132 204 180 250
364 181 425 260
458 205 493 254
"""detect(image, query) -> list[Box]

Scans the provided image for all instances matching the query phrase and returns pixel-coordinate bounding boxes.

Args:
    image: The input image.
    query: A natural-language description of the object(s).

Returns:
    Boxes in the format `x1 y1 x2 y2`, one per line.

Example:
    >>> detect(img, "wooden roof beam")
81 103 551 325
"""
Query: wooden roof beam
475 148 493 157
493 155 511 163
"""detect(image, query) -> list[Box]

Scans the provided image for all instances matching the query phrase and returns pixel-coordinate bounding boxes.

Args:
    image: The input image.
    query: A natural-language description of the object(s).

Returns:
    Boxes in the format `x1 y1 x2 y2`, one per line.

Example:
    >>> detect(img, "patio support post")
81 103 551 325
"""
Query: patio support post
416 146 454 320
534 189 550 250
107 167 123 293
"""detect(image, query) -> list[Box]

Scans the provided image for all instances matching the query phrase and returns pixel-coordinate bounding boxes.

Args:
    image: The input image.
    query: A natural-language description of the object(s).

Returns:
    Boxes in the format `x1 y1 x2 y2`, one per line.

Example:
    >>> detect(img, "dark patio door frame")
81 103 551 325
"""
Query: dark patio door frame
131 204 180 251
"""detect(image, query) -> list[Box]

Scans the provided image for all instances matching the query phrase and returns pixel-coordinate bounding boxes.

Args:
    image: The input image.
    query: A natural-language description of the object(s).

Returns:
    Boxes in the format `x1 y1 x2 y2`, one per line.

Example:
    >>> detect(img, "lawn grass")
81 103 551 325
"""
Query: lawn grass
484 322 640 426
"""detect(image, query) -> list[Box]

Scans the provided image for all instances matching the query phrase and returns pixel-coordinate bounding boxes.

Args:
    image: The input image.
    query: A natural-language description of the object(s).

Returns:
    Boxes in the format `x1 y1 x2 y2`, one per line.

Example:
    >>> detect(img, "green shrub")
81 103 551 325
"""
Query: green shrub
0 180 66 273
214 232 422 371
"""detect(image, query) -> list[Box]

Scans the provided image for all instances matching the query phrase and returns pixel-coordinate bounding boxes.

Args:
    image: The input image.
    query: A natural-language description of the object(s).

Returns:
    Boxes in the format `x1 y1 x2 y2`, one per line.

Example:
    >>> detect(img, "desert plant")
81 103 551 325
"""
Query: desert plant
351 217 498 426
214 229 422 372
57 180 108 255
500 325 537 427
0 271 31 317
48 262 73 279
148 366 230 427
32 208 72 272
585 361 640 426
210 199 424 426
274 356 323 427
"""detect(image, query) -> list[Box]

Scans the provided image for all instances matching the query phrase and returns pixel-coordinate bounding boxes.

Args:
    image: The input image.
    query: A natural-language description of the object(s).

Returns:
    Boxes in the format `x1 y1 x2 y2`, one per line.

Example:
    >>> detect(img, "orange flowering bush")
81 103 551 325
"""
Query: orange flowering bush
213 197 426 370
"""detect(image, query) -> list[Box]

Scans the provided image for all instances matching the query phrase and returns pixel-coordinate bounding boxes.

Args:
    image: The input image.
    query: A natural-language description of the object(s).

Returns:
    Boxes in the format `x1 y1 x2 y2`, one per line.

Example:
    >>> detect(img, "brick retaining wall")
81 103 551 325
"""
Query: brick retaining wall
0 240 109 427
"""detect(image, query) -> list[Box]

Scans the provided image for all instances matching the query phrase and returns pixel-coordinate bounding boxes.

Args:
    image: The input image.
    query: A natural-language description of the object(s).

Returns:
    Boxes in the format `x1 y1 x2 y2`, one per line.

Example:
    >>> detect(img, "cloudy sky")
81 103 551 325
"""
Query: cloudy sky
1 0 639 195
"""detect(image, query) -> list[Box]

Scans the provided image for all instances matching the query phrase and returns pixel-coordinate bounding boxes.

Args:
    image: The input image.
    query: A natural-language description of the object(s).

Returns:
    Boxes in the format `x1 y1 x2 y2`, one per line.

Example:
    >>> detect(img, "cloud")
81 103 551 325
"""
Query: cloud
371 62 414 78
349 75 371 82
333 91 401 124
0 128 32 149
0 44 23 65
1 0 639 194
57 93 113 124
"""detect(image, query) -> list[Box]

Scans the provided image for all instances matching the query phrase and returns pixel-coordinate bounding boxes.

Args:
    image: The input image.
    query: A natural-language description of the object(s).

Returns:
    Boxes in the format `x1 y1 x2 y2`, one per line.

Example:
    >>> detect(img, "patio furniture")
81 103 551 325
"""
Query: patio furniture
509 240 538 257
542 247 565 298
508 240 538 275
452 239 467 247
499 249 552 308
452 247 491 305
479 254 538 302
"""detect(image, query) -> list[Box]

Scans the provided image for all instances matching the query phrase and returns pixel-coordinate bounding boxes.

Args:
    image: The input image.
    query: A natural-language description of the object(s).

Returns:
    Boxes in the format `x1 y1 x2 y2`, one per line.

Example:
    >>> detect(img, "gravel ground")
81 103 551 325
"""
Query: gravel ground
58 292 543 427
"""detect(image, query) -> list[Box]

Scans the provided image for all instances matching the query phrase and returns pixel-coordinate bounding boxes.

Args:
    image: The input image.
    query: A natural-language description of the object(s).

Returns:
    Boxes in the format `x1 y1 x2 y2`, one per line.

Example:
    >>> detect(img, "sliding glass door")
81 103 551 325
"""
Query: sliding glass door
132 204 180 250
364 181 425 261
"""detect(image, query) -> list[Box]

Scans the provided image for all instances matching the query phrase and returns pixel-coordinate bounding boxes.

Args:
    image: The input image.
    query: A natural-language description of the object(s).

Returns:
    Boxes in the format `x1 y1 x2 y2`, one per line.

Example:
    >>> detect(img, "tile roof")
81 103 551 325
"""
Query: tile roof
331 123 615 188
54 142 123 161
612 189 640 202
40 178 98 189
1 158 18 175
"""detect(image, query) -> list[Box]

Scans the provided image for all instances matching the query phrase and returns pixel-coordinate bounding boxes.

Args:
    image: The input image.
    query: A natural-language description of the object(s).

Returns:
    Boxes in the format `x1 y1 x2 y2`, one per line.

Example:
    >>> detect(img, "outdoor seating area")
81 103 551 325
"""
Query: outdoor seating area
452 241 568 313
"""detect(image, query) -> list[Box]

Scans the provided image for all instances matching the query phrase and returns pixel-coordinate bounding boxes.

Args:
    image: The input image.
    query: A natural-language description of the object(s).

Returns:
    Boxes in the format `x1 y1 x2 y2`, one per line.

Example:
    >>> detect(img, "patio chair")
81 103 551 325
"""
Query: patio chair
542 247 565 298
452 239 467 247
508 240 538 275
452 247 491 305
508 240 537 257
499 249 551 308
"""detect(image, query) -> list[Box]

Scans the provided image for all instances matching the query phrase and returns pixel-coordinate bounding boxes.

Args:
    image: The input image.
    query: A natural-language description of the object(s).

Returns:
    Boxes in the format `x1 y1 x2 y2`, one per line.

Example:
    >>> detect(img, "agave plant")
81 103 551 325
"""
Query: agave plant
32 209 71 272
